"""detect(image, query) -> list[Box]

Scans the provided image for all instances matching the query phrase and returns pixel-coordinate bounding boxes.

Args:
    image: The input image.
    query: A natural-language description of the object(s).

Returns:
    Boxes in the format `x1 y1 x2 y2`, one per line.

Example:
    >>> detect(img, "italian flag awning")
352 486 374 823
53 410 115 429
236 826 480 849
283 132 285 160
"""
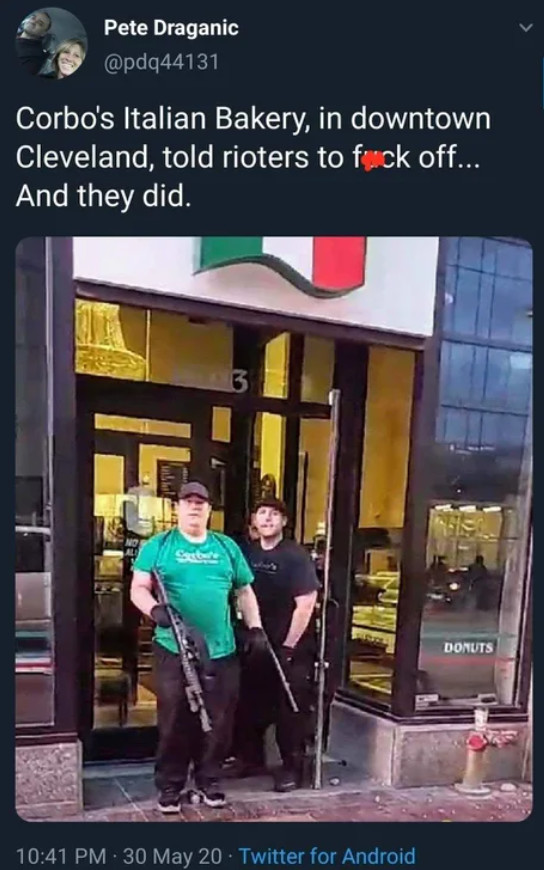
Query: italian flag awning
196 237 366 298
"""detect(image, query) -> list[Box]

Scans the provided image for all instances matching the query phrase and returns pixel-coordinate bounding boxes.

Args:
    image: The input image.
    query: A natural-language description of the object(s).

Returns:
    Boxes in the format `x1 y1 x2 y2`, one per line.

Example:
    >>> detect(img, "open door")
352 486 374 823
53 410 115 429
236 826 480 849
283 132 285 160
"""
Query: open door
312 388 341 788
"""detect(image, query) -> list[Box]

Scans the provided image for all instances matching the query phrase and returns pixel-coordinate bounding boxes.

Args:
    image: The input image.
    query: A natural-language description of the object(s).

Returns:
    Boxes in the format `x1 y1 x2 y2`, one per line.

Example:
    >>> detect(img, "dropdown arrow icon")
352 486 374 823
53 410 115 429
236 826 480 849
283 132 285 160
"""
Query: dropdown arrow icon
519 23 534 32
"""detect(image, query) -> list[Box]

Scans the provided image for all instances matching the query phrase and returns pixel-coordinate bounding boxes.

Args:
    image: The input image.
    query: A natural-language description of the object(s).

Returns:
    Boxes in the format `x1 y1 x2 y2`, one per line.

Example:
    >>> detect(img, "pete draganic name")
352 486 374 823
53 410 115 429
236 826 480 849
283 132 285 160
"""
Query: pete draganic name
104 19 239 38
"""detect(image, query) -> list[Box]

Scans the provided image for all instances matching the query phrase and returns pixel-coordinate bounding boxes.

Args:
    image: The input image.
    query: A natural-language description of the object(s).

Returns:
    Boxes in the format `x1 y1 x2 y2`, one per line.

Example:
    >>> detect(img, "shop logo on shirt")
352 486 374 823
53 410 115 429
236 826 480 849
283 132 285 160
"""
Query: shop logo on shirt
175 550 220 565
251 559 278 574
196 237 367 298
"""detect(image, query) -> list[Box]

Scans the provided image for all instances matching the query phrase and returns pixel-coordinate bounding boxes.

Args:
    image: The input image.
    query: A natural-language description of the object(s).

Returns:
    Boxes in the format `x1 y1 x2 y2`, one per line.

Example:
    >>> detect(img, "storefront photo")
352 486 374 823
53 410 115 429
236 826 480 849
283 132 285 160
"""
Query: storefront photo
15 236 532 818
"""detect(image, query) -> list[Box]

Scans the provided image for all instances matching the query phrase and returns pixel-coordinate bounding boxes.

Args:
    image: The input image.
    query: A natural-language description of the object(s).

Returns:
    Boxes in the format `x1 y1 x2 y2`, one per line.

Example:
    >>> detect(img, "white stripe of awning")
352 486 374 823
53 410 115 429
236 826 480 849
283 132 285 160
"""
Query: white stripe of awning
263 237 313 282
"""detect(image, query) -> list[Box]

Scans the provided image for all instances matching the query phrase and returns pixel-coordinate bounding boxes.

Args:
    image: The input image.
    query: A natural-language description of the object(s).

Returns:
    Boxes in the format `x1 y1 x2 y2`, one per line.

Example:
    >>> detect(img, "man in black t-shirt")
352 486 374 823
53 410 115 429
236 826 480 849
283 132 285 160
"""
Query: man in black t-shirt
232 498 319 792
15 10 51 75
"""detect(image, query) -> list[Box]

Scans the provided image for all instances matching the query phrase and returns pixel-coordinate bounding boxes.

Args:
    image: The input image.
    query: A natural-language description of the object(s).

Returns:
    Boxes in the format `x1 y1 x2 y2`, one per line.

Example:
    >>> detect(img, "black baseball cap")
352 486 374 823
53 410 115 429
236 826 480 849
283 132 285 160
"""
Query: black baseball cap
253 497 288 517
178 481 210 502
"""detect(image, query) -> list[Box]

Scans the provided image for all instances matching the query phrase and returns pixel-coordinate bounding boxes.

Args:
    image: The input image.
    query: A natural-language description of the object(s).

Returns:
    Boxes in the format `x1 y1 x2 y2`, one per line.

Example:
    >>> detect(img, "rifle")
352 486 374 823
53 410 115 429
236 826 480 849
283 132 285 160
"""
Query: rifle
152 567 212 733
264 634 299 713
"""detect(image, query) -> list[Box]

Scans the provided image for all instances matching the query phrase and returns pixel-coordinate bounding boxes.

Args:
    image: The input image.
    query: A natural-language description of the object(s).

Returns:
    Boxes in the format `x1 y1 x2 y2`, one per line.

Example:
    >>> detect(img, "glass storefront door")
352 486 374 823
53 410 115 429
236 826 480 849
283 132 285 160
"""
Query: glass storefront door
82 391 333 760
76 313 335 760
79 394 234 759
92 417 196 747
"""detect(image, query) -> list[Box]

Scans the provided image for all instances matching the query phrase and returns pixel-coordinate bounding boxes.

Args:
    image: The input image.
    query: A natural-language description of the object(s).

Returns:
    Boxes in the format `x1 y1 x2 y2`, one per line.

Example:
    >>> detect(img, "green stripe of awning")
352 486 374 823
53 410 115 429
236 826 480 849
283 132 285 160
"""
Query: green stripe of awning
199 237 262 269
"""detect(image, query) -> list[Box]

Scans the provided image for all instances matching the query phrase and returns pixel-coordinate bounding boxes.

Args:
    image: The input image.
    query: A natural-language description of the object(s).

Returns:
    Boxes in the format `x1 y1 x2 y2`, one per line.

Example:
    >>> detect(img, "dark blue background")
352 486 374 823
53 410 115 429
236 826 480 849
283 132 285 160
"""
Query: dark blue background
5 0 539 857
6 1 542 239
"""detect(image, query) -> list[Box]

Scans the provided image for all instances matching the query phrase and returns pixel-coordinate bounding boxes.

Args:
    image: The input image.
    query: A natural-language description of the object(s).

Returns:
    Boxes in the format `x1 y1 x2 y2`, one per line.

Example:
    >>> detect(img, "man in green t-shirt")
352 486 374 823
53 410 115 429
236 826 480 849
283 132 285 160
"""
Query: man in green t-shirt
131 481 267 813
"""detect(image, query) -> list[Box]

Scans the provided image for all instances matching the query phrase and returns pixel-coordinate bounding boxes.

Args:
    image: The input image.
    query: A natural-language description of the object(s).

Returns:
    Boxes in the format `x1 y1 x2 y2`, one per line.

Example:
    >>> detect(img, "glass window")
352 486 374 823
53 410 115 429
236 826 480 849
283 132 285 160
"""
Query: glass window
503 415 527 448
252 412 286 500
490 277 519 343
301 336 334 403
482 239 499 274
295 419 331 546
458 237 483 271
496 243 526 278
346 347 415 702
76 300 237 392
446 240 532 350
484 349 532 413
483 348 509 408
262 333 290 399
476 273 494 339
149 310 233 391
453 268 479 336
441 342 474 405
511 286 532 346
444 408 468 446
507 352 532 412
76 300 147 381
470 346 487 404
444 238 459 266
480 412 501 448
212 407 231 443
419 238 532 709
442 266 456 333
419 491 530 708
16 240 54 726
467 411 482 446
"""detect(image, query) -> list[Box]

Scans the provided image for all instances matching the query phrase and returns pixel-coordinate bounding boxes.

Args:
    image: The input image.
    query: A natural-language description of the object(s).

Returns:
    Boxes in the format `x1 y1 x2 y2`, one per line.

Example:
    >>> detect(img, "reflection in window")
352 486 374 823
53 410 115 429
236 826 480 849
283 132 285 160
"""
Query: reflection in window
419 237 532 709
16 240 54 726
453 268 479 335
347 348 415 702
418 499 529 708
440 342 532 416
76 300 235 391
441 238 532 347
149 310 233 390
76 301 146 380
15 527 54 726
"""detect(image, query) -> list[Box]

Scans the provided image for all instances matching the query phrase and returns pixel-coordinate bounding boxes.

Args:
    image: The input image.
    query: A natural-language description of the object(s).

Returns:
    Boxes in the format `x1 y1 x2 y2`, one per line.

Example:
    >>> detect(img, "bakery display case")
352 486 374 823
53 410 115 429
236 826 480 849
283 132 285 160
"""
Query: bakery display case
347 532 401 699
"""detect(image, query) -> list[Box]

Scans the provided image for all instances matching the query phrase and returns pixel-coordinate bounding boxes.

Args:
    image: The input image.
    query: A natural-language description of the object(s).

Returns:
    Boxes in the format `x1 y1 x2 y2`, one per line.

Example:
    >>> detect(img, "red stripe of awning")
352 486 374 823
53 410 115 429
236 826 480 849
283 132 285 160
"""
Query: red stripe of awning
312 237 366 291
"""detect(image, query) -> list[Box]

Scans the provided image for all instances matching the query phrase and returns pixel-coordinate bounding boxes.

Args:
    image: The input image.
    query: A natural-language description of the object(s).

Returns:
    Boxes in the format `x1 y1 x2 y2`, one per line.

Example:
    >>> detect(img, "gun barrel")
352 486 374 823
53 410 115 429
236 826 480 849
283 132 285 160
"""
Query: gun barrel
153 569 213 733
266 641 299 713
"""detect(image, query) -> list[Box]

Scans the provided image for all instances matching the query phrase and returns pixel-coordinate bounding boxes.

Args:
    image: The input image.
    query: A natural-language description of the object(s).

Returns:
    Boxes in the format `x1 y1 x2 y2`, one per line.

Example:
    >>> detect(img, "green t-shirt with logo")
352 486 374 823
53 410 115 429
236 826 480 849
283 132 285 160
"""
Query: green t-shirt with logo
133 529 254 658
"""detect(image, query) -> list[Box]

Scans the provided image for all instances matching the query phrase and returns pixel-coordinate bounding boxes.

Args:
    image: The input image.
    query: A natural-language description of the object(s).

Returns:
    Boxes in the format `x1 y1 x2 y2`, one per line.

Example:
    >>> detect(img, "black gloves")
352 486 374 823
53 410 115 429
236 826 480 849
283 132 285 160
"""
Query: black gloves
244 627 269 657
150 603 172 628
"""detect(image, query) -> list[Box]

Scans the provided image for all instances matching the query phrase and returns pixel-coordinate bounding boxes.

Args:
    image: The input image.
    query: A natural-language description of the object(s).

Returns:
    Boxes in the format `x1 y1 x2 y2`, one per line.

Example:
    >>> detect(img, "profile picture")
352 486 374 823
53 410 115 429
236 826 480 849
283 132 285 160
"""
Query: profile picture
15 7 87 79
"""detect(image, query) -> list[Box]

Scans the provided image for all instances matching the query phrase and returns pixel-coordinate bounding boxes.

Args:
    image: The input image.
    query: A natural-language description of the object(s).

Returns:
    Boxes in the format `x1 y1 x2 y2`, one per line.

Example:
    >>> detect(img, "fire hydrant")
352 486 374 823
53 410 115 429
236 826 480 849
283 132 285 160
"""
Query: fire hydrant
454 707 518 796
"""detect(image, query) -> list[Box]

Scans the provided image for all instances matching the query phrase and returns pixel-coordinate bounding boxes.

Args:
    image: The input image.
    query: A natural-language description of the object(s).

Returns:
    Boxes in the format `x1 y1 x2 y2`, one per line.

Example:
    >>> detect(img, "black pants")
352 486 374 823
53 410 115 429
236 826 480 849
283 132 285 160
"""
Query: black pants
154 642 240 792
232 648 314 769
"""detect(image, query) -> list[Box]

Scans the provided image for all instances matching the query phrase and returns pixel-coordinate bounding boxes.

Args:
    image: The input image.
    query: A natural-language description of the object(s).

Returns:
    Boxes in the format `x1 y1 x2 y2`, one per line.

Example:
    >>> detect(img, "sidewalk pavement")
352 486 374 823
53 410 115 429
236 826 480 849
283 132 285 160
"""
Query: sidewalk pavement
18 766 533 822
